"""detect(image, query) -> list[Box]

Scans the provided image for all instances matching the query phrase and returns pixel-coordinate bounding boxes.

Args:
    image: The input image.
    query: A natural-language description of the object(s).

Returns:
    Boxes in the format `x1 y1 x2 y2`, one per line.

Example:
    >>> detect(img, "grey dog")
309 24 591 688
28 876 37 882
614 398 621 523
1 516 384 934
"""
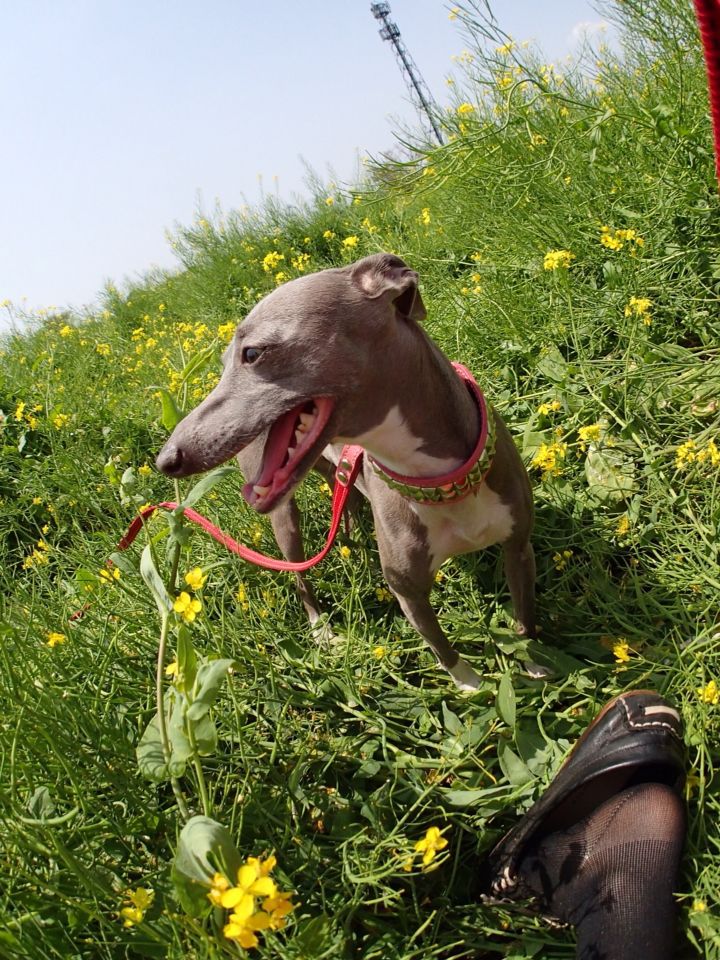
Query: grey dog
156 253 536 690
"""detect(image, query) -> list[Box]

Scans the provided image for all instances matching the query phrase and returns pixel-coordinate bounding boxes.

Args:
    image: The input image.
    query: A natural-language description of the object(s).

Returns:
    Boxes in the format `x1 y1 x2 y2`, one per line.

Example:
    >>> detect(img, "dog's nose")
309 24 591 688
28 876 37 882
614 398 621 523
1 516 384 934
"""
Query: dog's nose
156 443 184 475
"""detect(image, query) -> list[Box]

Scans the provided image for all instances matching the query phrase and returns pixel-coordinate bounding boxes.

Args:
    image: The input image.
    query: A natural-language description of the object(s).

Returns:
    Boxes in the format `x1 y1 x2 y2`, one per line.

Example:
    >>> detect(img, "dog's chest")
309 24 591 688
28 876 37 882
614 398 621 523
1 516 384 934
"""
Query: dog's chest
413 485 515 572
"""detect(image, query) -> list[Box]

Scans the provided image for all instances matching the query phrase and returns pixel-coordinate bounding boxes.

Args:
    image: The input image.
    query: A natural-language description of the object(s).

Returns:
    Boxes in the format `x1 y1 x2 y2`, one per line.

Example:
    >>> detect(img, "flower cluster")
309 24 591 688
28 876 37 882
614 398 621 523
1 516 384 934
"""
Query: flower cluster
22 538 50 570
675 438 720 470
697 680 719 705
578 422 603 451
553 549 573 571
624 296 652 325
209 855 295 950
537 399 561 416
414 826 449 868
600 226 644 251
543 249 575 271
120 887 154 927
531 440 567 477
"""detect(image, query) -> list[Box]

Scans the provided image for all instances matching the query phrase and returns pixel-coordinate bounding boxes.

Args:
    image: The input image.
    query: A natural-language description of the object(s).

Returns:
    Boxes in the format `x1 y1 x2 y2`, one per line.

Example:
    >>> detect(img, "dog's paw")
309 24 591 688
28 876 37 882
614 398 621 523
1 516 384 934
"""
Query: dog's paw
310 617 344 647
447 657 482 691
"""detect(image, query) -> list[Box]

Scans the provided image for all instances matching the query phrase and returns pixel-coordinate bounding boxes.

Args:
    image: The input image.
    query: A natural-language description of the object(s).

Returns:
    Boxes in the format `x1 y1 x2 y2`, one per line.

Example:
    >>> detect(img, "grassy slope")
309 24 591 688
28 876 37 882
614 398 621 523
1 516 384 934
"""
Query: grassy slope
1 1 719 956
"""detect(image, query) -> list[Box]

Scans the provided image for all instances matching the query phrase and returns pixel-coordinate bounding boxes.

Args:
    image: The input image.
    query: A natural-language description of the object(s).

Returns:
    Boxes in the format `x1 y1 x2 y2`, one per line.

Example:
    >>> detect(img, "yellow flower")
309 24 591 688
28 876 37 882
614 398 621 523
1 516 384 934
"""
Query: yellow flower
59 324 73 337
165 659 179 677
449 6 459 19
373 645 386 660
692 899 707 913
184 567 207 590
319 481 332 497
95 343 112 357
339 545 351 559
600 226 644 251
99 566 121 583
52 413 70 430
342 235 359 248
624 296 652 324
616 514 630 537
323 230 335 240
173 591 202 623
537 400 561 416
697 679 719 705
543 249 575 271
325 196 335 205
14 401 26 422
375 586 393 603
531 441 567 477
613 639 631 663
419 208 431 226
138 463 152 477
456 102 475 116
414 826 449 867
120 887 153 927
262 250 284 272
578 423 602 451
208 871 230 906
46 632 66 648
553 549 573 571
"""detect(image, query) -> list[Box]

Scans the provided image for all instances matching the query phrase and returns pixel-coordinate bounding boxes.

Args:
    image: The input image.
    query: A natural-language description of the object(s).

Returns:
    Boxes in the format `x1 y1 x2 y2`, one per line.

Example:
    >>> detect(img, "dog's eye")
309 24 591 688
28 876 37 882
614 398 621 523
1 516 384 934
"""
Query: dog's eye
242 346 264 364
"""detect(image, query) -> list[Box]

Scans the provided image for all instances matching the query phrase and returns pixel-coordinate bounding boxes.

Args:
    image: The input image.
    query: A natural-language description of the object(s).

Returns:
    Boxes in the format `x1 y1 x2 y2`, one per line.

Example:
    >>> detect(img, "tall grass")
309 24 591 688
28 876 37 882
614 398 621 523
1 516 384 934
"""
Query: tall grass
1 1 718 956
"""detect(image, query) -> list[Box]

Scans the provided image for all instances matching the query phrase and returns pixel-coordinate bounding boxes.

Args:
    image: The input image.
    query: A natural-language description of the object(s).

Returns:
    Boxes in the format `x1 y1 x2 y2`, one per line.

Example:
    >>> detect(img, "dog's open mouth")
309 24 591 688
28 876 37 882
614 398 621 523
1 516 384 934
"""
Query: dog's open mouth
242 397 334 512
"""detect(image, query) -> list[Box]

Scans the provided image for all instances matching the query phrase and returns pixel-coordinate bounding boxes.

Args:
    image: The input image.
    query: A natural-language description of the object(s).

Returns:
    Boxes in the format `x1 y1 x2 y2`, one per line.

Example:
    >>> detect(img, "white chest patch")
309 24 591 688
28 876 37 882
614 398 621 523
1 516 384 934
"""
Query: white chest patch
414 484 515 572
340 405 460 476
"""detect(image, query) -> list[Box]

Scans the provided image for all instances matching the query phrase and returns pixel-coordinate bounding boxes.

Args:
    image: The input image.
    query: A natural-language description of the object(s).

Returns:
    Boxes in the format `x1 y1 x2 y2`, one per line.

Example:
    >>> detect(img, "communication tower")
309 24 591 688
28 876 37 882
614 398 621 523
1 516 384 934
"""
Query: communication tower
370 2 444 145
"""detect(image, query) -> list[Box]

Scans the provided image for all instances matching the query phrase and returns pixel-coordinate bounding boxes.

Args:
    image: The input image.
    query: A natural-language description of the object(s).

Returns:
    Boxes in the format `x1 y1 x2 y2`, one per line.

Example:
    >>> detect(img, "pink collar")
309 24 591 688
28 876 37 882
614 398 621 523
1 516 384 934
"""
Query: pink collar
367 362 496 506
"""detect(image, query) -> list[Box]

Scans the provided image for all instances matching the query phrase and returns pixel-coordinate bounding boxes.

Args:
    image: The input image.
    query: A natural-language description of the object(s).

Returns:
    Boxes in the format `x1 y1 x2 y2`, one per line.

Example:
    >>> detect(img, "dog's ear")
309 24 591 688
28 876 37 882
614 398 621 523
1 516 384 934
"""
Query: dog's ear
350 253 427 322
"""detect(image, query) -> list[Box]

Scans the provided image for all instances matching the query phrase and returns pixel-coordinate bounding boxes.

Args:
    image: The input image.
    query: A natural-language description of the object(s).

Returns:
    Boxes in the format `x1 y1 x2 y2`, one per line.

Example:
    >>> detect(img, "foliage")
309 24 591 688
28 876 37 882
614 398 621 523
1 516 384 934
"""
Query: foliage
0 1 718 956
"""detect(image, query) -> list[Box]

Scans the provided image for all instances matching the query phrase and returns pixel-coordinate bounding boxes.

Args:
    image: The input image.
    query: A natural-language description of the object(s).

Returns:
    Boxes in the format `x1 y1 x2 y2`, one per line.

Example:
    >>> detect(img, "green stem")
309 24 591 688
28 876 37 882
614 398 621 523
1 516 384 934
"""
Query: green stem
156 611 191 822
186 720 212 818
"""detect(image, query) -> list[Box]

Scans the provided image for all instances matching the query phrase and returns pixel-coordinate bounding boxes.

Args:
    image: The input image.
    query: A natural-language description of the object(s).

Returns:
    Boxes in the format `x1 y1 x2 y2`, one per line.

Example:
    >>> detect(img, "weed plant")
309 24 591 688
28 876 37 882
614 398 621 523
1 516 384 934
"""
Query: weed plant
0 1 718 957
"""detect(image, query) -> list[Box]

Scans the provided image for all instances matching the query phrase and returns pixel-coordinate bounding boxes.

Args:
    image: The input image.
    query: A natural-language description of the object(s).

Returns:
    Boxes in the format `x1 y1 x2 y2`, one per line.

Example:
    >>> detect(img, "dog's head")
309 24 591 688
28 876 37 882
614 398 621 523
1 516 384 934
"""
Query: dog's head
155 253 426 512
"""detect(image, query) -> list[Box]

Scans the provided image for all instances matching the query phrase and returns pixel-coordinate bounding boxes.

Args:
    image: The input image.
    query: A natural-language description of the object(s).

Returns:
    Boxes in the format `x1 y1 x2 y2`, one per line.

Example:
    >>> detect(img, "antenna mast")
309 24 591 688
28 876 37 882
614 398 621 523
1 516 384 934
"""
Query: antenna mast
370 2 444 146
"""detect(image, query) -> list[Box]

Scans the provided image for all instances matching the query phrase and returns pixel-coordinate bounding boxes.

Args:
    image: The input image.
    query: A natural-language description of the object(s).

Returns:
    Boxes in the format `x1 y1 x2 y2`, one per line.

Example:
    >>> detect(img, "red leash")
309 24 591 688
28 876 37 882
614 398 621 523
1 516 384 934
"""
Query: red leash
112 444 364 572
695 0 720 187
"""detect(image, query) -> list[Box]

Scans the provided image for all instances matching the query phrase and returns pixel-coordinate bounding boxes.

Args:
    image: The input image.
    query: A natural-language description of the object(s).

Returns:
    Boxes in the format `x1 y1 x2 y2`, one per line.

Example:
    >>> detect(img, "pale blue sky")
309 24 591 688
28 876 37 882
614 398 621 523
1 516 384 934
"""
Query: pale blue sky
1 1 606 328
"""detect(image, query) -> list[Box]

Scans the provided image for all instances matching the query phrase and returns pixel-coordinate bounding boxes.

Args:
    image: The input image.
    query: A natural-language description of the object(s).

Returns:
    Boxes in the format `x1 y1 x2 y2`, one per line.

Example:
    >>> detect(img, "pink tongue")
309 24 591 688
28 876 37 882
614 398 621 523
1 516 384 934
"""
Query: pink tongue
255 405 304 487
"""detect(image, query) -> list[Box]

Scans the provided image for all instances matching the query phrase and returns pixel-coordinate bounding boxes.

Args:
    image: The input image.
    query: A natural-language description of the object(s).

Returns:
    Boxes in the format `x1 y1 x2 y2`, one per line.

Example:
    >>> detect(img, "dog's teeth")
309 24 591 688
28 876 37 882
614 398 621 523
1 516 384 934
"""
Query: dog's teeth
253 484 270 497
295 429 305 444
287 446 295 459
299 413 315 428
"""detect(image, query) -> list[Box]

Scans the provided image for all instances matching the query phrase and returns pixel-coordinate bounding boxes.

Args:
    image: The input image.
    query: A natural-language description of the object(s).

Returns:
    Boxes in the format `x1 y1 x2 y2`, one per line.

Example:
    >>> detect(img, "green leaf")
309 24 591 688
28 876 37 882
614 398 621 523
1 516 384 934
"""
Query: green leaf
536 345 567 383
498 740 535 786
292 914 334 955
154 387 185 431
179 344 218 387
140 545 173 616
441 700 463 736
187 659 235 722
172 815 242 917
167 715 193 775
137 712 173 781
585 444 635 503
27 786 55 820
180 465 236 508
496 672 516 728
192 712 218 756
176 625 198 694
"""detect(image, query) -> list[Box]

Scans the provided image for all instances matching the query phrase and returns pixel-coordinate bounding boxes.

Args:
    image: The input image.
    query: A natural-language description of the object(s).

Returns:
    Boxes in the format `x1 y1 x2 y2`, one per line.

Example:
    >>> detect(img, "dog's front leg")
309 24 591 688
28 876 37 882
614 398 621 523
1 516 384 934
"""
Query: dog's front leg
392 584 483 691
269 497 329 640
502 536 537 638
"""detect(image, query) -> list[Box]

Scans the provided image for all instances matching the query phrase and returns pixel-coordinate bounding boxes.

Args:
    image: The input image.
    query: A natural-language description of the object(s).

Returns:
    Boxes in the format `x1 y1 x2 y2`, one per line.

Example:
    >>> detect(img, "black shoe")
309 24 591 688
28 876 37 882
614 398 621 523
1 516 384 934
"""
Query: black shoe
484 689 686 900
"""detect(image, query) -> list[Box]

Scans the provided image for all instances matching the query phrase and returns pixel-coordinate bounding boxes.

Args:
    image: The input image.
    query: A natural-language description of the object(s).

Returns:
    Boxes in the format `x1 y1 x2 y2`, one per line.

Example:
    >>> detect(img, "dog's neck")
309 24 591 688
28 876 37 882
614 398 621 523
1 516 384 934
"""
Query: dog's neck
346 324 480 478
